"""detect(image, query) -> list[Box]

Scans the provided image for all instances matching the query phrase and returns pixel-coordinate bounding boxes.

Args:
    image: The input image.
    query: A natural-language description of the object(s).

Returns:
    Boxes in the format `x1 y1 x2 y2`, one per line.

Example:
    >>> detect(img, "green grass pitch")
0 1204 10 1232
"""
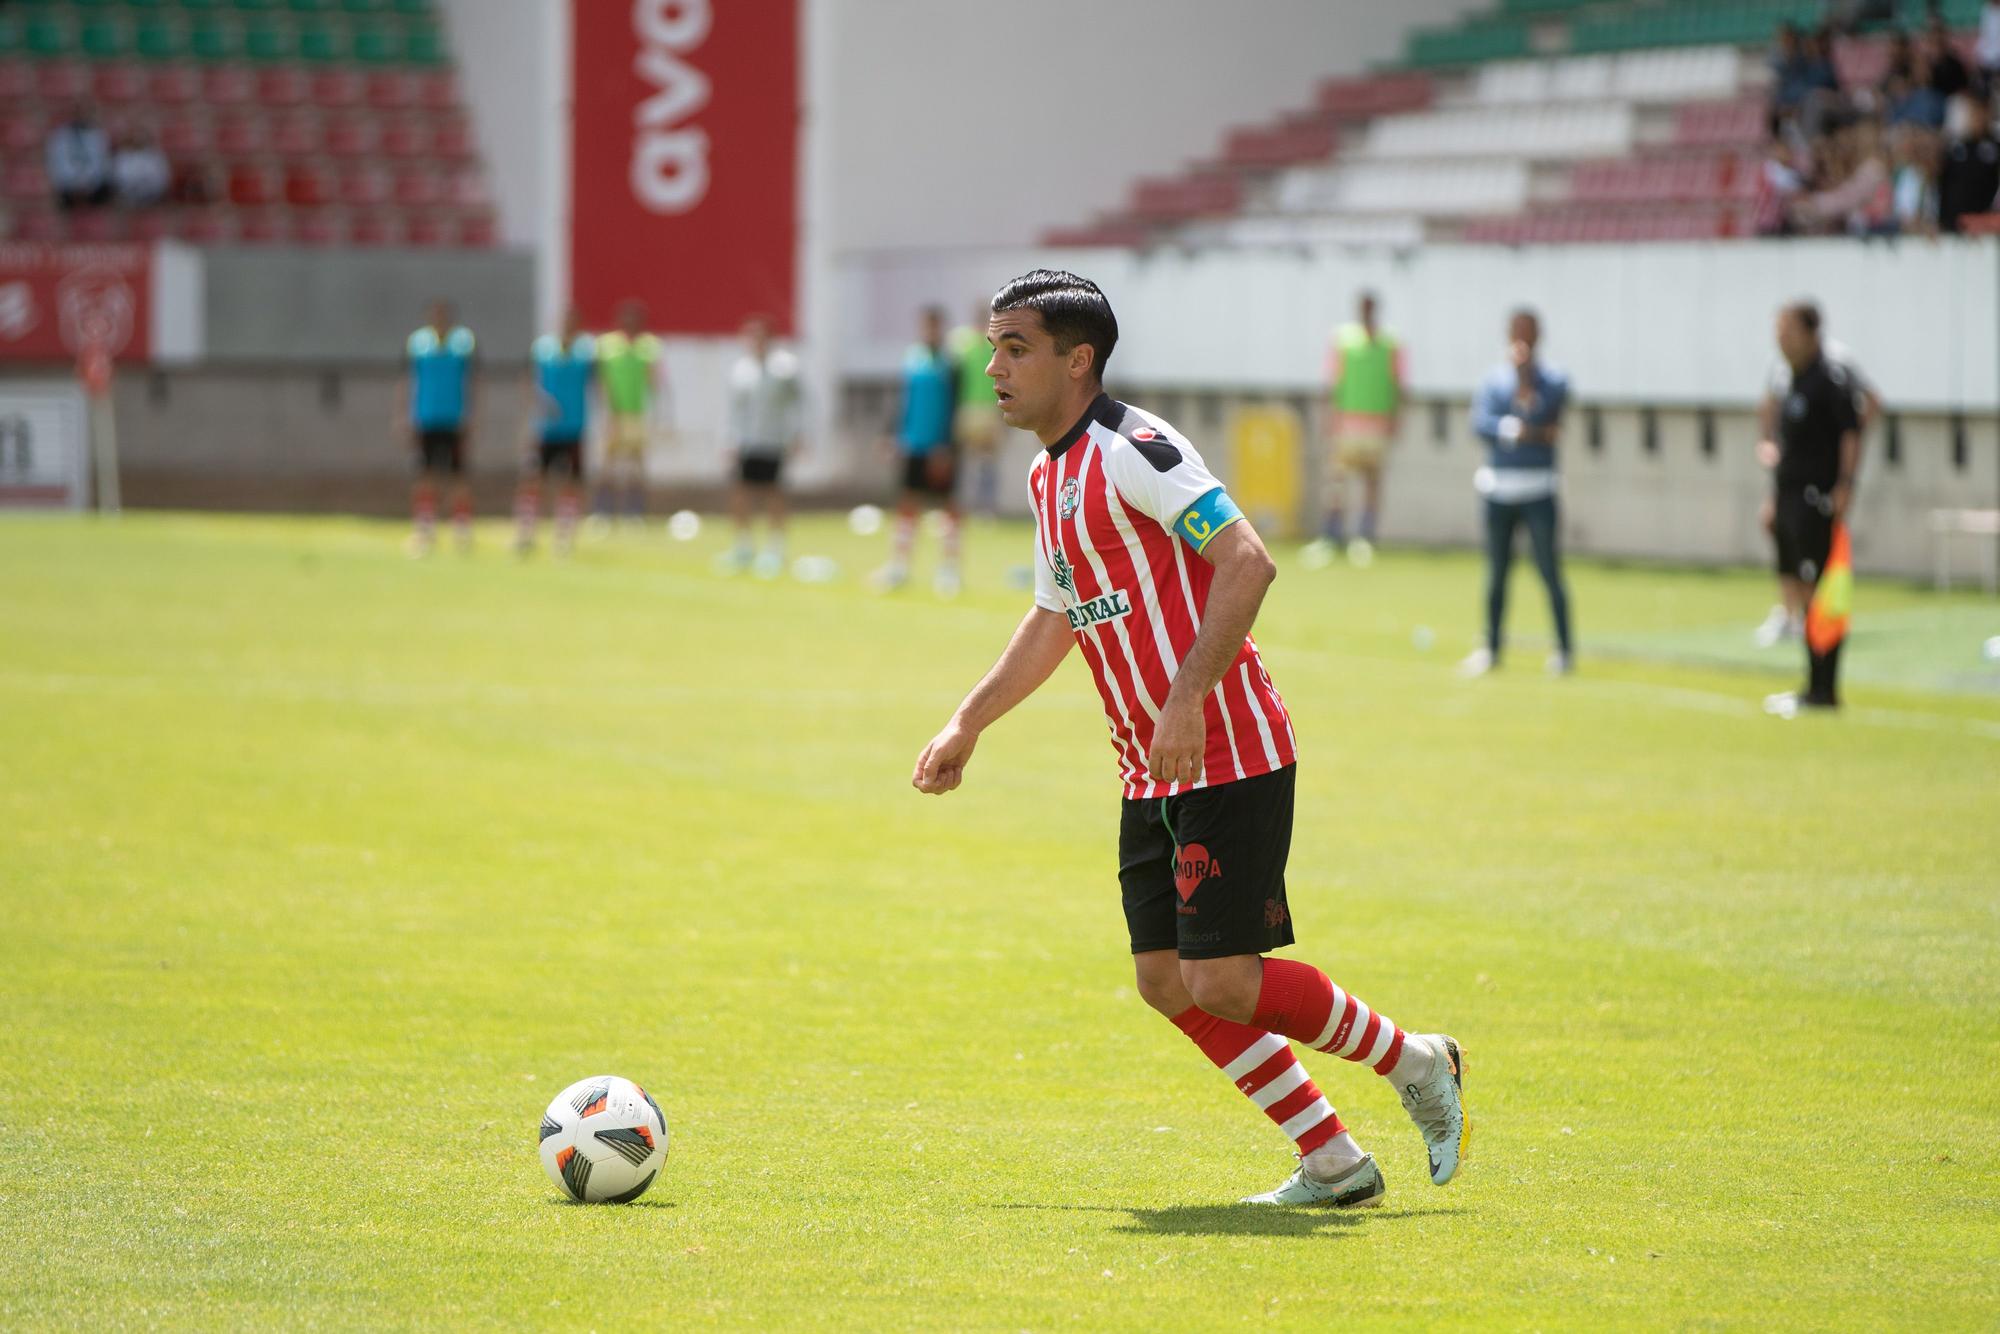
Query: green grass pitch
2 512 1996 1329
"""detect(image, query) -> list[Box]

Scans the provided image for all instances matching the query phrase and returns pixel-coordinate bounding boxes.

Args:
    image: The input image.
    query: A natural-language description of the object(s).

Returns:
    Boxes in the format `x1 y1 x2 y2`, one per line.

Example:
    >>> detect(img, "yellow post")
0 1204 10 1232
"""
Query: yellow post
1226 402 1305 540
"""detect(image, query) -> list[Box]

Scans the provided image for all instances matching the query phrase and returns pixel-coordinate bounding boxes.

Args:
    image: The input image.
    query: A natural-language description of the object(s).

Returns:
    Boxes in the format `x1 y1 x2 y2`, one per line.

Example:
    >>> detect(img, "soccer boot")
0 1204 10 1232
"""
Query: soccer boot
1396 1034 1468 1186
1241 1151 1384 1208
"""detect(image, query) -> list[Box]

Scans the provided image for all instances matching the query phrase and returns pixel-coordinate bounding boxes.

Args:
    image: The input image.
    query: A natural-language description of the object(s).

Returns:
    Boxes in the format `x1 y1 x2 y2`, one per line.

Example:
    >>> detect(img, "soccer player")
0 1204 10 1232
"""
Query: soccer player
949 300 1006 518
911 270 1467 1207
722 314 803 578
875 306 963 596
1762 301 1860 718
1461 308 1574 678
1753 323 1878 647
594 300 667 527
513 307 595 557
1310 291 1404 567
396 299 477 556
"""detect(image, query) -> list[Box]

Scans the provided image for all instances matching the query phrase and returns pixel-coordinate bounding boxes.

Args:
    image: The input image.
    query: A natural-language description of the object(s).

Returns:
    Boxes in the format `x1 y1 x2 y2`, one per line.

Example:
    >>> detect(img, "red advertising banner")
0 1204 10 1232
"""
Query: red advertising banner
0 243 151 364
570 0 799 335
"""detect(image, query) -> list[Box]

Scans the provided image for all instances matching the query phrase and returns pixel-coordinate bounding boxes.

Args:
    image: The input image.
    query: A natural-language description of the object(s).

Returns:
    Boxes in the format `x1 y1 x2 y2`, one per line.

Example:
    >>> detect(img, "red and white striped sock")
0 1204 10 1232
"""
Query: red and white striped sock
513 480 540 547
1253 957 1410 1077
553 490 579 547
891 506 916 570
451 492 474 547
412 484 437 543
940 508 962 572
1171 1005 1343 1155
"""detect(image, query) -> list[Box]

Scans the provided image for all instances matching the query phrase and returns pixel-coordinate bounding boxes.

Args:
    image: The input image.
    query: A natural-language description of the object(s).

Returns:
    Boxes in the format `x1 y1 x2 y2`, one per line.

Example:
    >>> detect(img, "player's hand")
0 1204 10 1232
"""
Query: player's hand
912 722 978 795
1831 482 1851 522
1759 496 1775 535
1755 438 1780 470
1147 699 1205 787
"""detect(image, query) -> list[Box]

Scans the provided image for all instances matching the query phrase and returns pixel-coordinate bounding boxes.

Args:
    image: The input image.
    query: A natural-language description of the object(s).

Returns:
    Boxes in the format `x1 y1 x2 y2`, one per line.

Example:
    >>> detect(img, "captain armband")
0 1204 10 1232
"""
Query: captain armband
1174 486 1245 555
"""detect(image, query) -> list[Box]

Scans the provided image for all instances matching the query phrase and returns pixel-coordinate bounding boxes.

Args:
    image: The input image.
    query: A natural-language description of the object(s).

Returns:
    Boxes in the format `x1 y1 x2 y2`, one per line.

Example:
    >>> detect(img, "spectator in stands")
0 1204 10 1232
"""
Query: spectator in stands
1311 290 1403 567
1884 40 1947 129
1890 123 1942 233
109 127 169 212
1924 20 1972 102
1979 0 2000 92
1770 24 1816 116
1938 87 2000 231
1790 117 1894 234
1460 308 1573 680
1754 133 1808 235
44 101 110 211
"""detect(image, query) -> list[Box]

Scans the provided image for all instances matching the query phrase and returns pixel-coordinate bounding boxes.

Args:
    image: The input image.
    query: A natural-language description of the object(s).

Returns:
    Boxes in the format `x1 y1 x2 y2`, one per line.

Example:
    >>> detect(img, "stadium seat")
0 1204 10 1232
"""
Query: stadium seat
226 159 280 205
379 116 428 157
1361 103 1636 160
1222 116 1339 170
389 164 438 206
128 208 176 243
148 62 202 105
15 209 63 242
322 112 376 157
270 110 320 154
0 60 32 101
36 60 92 101
255 64 309 106
214 113 266 154
336 161 389 206
237 208 291 243
347 208 396 245
364 68 415 108
283 159 333 204
403 208 448 245
201 63 255 106
176 207 234 242
0 110 44 155
93 63 156 106
294 208 343 244
2 157 48 198
430 112 472 161
156 111 208 154
455 210 495 247
309 66 362 106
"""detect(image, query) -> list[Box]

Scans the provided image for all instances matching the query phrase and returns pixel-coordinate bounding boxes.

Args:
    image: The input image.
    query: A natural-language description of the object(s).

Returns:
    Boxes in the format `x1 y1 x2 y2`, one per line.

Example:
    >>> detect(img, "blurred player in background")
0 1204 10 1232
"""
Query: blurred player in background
1753 318 1878 646
397 299 477 557
950 300 1006 518
875 305 962 596
1462 308 1573 678
594 300 667 527
513 307 594 558
912 270 1467 1208
722 314 803 578
1762 301 1860 718
1309 291 1404 568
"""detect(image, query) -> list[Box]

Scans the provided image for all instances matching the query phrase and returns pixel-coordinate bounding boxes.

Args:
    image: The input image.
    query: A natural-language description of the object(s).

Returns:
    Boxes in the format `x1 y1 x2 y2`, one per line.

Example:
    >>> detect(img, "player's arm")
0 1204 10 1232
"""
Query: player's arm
1756 388 1781 469
912 607 1072 796
1530 374 1567 446
1150 516 1275 786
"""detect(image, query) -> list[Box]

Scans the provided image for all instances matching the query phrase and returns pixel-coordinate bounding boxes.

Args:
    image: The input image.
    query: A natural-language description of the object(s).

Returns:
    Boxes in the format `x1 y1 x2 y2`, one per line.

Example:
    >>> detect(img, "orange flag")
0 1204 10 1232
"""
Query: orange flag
1806 522 1852 656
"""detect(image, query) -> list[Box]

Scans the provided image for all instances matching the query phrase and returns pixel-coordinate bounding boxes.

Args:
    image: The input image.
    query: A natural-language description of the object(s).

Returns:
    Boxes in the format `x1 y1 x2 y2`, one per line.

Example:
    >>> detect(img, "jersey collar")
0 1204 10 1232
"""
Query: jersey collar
1045 393 1119 460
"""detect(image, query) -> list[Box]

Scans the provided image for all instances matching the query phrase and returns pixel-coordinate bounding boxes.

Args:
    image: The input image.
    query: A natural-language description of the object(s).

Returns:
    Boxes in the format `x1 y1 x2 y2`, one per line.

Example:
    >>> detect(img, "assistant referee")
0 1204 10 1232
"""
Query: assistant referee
1763 301 1859 717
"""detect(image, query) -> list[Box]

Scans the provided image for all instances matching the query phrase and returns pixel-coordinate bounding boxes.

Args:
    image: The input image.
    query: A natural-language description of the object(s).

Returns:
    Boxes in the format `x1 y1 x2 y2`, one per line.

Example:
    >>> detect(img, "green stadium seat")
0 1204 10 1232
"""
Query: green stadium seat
79 18 127 58
242 22 294 60
25 16 71 57
187 19 234 60
390 0 431 15
338 0 391 13
350 23 395 63
134 19 181 59
402 23 444 66
287 0 337 11
179 0 225 11
298 22 339 62
121 0 172 11
72 0 118 12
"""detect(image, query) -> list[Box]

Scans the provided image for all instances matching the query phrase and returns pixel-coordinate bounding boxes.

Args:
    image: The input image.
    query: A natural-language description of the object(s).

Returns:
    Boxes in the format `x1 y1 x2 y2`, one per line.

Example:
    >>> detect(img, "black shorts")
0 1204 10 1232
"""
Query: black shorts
416 428 463 476
1773 486 1834 583
738 452 784 486
902 448 956 499
1119 764 1297 960
537 438 583 480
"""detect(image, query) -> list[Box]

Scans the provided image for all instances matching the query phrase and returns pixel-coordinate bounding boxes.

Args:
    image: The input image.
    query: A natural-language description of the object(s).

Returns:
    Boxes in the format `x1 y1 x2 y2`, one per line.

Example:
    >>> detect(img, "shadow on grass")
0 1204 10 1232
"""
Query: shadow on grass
989 1202 1463 1237
544 1197 677 1209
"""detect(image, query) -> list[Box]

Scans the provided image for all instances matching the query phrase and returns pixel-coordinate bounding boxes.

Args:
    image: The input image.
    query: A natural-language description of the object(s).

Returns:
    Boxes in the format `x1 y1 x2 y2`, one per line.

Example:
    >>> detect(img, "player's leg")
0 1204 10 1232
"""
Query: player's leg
931 449 961 596
876 459 919 590
445 432 473 553
513 448 544 555
761 477 788 572
553 446 582 555
726 466 754 572
409 437 438 556
1170 766 1466 1186
1358 456 1383 548
1463 497 1517 675
1524 495 1573 672
1321 446 1348 548
1799 500 1840 707
1119 799 1376 1207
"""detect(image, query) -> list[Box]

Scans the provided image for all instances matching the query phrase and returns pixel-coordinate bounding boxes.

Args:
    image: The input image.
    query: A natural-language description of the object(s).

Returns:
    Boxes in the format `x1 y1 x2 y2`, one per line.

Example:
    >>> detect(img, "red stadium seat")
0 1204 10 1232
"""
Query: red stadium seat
404 210 450 246
227 161 282 207
203 66 256 109
36 61 91 102
177 208 235 244
348 210 399 246
157 113 210 156
391 166 441 207
381 118 430 158
366 70 419 110
214 115 267 156
149 64 203 107
416 71 457 112
3 159 47 198
0 61 33 102
431 114 474 161
445 166 489 208
91 63 150 107
284 161 335 207
323 114 377 159
128 210 176 243
297 211 344 246
270 112 322 157
69 211 122 243
15 210 63 243
337 163 391 207
237 210 292 245
310 69 364 109
0 111 44 155
456 211 496 247
256 66 311 109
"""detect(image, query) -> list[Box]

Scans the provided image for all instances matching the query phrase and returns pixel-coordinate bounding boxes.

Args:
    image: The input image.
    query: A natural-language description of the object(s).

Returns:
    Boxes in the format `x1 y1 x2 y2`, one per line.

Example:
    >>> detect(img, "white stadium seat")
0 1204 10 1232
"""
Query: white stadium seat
1358 103 1636 160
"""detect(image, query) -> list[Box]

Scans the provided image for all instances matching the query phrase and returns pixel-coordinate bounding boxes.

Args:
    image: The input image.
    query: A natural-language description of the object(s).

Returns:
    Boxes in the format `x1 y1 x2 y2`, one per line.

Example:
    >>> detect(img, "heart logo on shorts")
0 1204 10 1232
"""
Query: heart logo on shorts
1174 843 1219 901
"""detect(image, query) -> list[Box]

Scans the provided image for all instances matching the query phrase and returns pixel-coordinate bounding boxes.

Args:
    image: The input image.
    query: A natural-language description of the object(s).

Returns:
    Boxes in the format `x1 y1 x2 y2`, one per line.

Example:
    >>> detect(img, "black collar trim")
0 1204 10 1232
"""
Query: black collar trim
1045 393 1119 460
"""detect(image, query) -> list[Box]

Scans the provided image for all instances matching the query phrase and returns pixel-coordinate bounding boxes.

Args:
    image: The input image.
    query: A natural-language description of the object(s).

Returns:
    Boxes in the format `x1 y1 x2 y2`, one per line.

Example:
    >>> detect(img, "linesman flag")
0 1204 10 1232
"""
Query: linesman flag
1806 522 1852 655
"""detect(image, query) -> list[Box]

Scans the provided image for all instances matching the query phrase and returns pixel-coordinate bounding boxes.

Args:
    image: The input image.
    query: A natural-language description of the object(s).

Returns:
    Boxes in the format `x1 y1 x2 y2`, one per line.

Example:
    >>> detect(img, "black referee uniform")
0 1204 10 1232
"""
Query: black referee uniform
1773 354 1859 708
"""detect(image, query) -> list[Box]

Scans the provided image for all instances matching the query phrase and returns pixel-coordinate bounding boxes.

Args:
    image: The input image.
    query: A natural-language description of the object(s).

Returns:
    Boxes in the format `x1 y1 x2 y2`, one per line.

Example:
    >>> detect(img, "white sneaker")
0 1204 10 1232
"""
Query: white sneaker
1300 538 1337 570
933 568 962 598
870 564 910 593
1457 648 1496 679
1545 652 1574 677
1763 690 1801 719
1346 538 1375 568
1753 605 1791 648
752 551 784 580
714 548 752 576
1396 1034 1469 1186
1240 1151 1385 1208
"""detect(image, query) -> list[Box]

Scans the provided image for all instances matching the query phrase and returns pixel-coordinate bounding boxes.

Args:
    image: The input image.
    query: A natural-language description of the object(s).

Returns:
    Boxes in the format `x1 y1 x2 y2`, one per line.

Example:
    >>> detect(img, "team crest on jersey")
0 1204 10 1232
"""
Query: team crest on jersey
1058 477 1082 519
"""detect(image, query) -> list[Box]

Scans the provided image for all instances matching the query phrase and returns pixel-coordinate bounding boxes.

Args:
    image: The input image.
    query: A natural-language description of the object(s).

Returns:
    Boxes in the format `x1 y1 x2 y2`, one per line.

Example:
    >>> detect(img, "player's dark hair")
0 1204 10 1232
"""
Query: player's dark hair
991 269 1118 384
1509 305 1540 329
1785 300 1822 334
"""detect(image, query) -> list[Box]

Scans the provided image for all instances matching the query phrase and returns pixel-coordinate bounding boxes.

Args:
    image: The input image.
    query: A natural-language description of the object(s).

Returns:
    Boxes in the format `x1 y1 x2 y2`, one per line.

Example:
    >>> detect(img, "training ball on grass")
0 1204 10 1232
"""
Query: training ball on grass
667 510 702 541
848 504 883 536
539 1075 668 1203
1984 635 2000 662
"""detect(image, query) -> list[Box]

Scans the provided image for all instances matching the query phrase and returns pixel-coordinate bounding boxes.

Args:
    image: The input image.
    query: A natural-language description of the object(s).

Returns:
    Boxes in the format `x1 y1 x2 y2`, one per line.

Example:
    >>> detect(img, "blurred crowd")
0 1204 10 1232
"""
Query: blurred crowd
42 98 206 213
1757 2 2000 236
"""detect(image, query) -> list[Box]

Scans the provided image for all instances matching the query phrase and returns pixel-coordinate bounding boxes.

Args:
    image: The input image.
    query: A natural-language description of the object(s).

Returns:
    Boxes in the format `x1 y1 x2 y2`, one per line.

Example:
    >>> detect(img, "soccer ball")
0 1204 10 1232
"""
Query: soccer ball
538 1075 668 1203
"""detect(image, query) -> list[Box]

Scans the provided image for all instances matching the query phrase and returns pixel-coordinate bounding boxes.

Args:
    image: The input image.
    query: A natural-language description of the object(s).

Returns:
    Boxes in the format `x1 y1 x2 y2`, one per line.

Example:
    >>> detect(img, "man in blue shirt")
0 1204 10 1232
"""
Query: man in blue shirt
513 307 595 557
397 299 478 556
875 305 964 596
1462 308 1574 677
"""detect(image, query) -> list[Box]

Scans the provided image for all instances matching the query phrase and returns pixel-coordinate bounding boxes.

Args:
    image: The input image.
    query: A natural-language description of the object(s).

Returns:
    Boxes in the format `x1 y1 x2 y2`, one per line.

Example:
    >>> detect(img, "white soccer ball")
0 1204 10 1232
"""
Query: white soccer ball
538 1075 668 1203
847 504 883 536
667 510 702 541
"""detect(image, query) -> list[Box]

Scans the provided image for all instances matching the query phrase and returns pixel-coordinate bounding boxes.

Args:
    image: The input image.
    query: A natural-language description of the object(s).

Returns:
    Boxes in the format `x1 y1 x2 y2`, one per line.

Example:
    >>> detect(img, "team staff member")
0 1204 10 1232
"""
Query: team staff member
513 308 595 557
1763 301 1860 717
1462 308 1574 678
1313 291 1404 567
397 299 477 556
875 306 963 596
1753 325 1879 647
950 301 1006 518
594 300 667 527
912 270 1466 1208
722 314 803 578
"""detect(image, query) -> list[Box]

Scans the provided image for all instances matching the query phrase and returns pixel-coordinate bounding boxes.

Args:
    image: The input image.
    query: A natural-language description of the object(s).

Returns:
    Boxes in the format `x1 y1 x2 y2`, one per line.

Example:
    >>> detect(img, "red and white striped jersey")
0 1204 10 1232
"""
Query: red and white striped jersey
1029 394 1297 799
